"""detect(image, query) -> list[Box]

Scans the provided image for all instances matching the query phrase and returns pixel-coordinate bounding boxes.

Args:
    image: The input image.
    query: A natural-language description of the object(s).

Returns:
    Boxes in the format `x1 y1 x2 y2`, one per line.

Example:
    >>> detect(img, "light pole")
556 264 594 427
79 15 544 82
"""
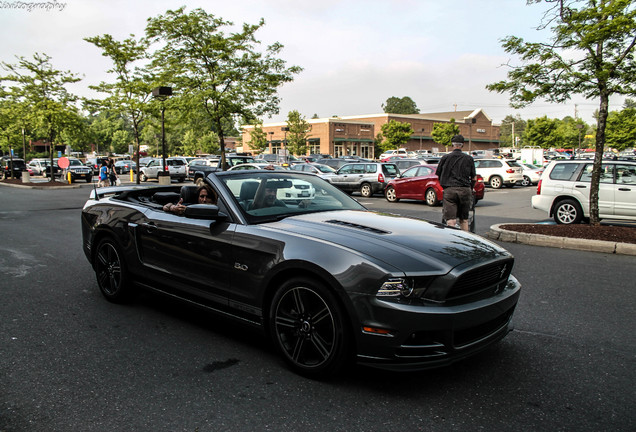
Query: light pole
152 86 173 178
576 124 584 159
268 131 274 154
281 126 289 164
419 128 424 150
465 118 476 153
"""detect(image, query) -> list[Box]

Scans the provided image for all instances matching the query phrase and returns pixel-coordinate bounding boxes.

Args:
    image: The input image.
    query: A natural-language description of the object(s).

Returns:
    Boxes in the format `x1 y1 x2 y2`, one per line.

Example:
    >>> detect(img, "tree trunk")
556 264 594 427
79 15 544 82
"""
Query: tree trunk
589 90 610 226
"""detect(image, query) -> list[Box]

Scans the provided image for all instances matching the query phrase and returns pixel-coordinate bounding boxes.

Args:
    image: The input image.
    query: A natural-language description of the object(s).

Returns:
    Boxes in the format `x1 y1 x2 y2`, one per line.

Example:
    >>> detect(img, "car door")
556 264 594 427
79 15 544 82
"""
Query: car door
145 159 160 178
613 164 636 217
331 164 355 190
135 204 236 304
577 163 615 217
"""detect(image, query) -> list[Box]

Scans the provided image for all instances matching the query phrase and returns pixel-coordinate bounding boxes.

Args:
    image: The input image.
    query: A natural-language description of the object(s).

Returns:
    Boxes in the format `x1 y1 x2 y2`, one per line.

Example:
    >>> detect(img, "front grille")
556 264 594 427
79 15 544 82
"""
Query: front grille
448 259 513 300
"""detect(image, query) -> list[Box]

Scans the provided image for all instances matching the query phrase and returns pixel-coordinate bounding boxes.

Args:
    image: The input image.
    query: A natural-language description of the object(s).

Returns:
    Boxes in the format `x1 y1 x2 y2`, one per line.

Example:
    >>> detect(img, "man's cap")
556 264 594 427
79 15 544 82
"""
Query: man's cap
451 134 465 144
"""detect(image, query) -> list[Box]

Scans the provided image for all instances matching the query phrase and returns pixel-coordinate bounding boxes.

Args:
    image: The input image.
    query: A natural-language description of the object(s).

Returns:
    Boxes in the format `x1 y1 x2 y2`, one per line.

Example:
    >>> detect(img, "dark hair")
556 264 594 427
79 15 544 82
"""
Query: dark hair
197 183 217 203
451 134 465 144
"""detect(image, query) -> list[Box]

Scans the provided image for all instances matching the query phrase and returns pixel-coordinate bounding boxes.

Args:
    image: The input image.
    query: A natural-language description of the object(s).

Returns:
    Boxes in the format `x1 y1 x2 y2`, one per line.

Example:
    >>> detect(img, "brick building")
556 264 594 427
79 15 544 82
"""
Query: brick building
240 108 500 158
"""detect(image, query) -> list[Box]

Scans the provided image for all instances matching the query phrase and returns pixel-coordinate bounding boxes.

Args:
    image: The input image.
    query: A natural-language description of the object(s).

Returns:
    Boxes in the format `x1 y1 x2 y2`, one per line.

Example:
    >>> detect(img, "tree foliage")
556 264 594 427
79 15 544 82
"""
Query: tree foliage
486 0 636 224
246 122 269 155
431 120 460 151
499 115 527 147
605 106 636 151
145 7 302 168
285 110 310 156
380 120 414 150
1 52 81 181
382 96 420 114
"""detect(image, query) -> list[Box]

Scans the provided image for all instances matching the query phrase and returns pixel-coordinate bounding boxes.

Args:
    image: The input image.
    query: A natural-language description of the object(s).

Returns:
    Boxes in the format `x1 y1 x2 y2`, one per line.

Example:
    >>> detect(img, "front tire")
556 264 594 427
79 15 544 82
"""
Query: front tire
94 238 133 303
360 183 372 197
425 188 439 206
140 172 148 182
385 186 399 202
554 199 583 225
269 277 351 379
489 176 503 189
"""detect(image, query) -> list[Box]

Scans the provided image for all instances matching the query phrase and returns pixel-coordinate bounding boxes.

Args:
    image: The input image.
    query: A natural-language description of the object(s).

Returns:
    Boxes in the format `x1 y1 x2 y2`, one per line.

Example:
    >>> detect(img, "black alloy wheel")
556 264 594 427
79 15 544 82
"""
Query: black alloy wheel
269 278 351 379
94 238 132 303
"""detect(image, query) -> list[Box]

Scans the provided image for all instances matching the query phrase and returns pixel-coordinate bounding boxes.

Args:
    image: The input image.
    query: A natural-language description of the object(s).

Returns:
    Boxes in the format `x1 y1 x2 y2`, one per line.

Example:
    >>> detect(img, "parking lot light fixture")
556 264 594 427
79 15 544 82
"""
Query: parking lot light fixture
152 87 173 175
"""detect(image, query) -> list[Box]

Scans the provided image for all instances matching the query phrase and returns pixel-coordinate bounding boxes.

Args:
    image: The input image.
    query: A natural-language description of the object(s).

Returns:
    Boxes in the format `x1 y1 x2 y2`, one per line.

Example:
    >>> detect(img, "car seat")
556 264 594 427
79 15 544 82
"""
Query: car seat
180 185 199 204
239 181 259 209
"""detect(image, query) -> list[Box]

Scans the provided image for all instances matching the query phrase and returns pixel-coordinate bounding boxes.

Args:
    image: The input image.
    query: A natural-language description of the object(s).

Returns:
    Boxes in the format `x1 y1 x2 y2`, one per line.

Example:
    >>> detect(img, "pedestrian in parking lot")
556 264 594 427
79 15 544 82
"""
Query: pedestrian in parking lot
435 134 476 231
108 159 117 186
98 160 108 187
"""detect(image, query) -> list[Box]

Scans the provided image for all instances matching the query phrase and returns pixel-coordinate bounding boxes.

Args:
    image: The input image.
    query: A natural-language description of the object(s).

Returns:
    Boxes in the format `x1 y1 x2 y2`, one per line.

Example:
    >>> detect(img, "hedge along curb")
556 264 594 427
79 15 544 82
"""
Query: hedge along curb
488 223 636 256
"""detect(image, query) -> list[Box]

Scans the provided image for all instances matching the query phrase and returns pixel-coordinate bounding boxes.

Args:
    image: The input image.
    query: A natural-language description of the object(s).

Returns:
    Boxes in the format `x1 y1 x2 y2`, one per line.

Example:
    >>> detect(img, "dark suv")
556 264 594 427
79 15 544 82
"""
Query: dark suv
1 157 27 179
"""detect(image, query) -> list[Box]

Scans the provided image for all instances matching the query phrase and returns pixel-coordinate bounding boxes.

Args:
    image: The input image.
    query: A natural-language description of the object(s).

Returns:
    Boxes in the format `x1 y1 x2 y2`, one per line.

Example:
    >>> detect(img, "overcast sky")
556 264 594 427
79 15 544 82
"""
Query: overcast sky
0 0 625 125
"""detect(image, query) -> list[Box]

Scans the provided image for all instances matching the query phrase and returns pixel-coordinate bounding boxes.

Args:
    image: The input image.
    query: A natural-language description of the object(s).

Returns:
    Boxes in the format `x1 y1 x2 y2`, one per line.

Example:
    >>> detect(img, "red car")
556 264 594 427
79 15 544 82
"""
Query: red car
384 164 484 206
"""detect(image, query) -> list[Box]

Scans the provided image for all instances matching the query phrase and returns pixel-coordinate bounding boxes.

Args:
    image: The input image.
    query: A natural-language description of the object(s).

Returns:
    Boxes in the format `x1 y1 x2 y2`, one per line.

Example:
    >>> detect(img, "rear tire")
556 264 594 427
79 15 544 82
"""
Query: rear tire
360 183 372 197
554 199 583 224
521 175 531 187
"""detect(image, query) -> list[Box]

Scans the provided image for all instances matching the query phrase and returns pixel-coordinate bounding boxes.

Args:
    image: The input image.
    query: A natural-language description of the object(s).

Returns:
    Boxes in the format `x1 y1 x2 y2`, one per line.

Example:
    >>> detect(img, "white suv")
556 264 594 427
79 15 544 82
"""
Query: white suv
139 157 187 182
532 160 636 224
474 158 524 189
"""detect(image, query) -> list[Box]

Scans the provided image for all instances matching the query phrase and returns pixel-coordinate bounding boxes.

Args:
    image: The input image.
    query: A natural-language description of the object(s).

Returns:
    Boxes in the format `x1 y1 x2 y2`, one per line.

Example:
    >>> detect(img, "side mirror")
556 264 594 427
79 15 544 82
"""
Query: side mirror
184 204 227 221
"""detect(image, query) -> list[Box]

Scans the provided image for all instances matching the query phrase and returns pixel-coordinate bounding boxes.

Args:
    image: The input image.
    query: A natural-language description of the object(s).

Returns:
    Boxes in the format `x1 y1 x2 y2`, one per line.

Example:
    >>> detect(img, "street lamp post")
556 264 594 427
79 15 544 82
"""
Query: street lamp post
268 131 274 154
576 124 584 158
420 128 424 150
152 86 173 179
281 127 289 164
465 118 476 153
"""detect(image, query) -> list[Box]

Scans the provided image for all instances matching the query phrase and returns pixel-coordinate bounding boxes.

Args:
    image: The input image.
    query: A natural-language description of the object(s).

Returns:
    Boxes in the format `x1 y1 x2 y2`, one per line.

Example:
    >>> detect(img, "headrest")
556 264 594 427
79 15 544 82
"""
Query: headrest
153 192 180 205
239 181 259 201
180 185 199 204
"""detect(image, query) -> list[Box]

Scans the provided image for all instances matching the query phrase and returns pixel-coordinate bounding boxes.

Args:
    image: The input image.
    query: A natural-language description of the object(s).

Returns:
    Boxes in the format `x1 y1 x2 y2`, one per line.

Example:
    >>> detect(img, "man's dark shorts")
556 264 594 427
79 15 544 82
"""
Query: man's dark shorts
442 187 472 220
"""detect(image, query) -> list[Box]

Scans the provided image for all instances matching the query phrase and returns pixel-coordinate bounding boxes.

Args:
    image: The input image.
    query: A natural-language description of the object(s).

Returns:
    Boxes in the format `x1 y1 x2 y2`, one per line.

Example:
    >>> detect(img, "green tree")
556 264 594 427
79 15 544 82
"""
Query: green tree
431 120 460 151
606 106 636 151
499 115 527 147
487 0 636 225
198 131 220 155
381 96 420 114
246 122 269 155
523 116 561 148
146 7 302 169
1 53 81 181
285 110 310 156
380 120 413 150
84 34 154 183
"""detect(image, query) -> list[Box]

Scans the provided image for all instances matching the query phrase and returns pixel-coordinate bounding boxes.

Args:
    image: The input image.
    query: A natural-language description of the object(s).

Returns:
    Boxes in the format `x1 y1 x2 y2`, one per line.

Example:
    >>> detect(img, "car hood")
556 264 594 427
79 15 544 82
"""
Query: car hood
265 210 511 275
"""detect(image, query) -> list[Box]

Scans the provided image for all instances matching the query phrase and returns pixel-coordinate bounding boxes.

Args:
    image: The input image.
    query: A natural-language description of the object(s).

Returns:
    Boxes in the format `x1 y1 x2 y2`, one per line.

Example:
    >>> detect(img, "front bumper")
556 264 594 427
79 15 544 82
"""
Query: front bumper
353 275 521 371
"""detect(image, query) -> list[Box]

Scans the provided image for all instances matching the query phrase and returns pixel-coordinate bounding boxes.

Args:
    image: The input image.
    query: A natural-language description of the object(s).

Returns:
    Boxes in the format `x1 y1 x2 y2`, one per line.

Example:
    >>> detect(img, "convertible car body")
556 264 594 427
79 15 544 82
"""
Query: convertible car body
81 170 521 378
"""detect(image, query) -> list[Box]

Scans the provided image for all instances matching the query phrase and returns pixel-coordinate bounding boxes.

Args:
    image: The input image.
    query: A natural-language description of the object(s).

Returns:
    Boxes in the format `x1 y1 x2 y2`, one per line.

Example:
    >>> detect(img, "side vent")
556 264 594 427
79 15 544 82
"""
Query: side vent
325 219 390 234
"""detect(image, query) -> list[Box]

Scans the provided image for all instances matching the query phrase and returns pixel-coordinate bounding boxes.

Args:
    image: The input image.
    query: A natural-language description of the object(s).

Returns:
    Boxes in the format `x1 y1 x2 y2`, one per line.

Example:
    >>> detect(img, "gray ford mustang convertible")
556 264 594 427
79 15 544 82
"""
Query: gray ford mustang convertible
81 170 521 378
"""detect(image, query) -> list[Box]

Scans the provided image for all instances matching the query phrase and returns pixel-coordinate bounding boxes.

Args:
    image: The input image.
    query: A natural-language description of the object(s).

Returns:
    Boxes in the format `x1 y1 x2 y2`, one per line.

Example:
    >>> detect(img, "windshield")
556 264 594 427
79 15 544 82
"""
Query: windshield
218 171 365 223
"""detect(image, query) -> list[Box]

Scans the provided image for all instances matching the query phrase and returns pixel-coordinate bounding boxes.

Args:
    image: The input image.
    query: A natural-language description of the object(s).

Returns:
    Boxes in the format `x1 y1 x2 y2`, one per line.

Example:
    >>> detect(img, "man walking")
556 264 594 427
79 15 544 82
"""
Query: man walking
435 134 476 231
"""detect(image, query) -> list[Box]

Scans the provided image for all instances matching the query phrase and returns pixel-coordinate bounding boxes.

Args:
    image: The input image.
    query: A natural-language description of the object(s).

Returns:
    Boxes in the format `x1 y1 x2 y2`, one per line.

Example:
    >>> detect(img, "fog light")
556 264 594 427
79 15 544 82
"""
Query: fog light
377 279 413 297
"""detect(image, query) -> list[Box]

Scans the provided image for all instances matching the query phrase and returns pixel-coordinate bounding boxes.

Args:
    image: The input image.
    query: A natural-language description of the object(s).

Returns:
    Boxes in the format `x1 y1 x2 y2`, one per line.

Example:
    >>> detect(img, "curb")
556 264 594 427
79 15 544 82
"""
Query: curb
0 181 83 190
488 223 636 256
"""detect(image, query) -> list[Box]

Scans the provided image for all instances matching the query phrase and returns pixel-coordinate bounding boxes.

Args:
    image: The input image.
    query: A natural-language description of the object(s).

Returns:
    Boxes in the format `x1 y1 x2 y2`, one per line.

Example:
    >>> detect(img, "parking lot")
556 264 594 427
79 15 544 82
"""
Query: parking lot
0 183 634 431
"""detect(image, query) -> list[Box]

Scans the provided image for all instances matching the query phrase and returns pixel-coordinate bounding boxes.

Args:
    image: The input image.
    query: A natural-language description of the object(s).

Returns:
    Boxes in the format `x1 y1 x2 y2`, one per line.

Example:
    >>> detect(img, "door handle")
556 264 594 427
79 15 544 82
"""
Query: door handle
575 185 587 188
618 188 631 191
142 222 157 233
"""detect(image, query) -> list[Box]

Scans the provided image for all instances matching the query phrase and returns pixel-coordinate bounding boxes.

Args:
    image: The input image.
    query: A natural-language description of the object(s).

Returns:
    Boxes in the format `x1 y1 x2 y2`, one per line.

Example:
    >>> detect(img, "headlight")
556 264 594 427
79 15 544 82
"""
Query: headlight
377 279 413 298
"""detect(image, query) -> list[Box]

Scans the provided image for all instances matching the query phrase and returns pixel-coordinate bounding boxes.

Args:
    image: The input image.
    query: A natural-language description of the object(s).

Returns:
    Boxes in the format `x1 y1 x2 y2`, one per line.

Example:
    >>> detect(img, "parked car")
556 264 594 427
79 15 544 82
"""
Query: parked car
0 157 27 179
316 158 353 170
114 160 137 175
228 163 314 202
62 158 93 183
290 163 337 181
330 162 400 197
520 163 543 186
189 154 256 183
139 157 187 182
27 158 49 176
474 158 524 189
378 148 408 160
187 158 219 180
532 160 636 224
384 165 485 205
393 158 426 173
85 157 110 175
81 170 521 378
